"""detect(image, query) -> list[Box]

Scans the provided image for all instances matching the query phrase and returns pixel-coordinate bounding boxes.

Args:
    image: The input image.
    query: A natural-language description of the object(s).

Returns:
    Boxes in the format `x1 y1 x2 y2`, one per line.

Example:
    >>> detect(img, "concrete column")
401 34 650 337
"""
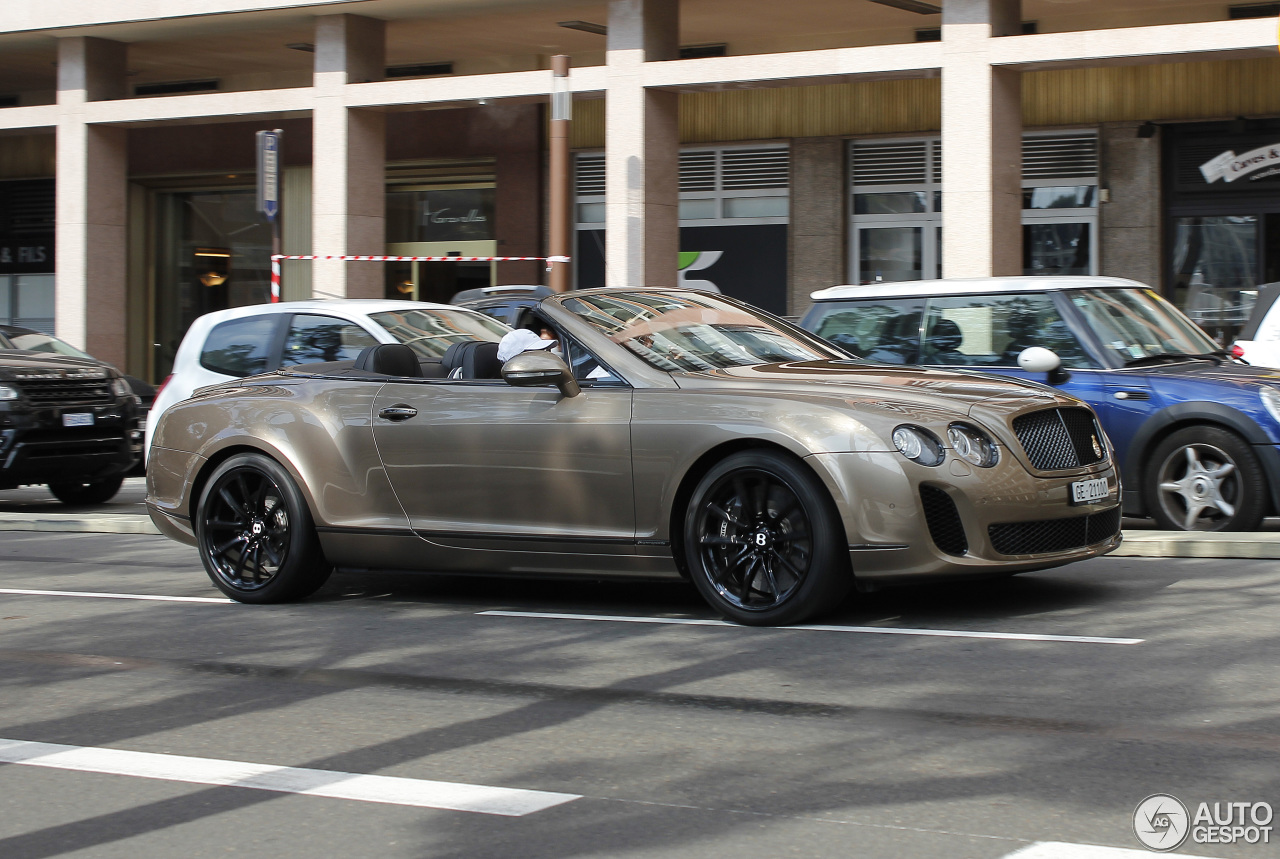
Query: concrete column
941 0 1022 278
1100 122 1162 287
788 138 845 316
605 0 679 288
55 37 128 363
312 14 386 299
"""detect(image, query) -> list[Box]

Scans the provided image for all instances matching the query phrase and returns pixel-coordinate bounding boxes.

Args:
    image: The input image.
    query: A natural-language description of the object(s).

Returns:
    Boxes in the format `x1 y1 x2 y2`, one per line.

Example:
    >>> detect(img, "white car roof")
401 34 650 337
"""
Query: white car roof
188 298 459 325
810 276 1148 302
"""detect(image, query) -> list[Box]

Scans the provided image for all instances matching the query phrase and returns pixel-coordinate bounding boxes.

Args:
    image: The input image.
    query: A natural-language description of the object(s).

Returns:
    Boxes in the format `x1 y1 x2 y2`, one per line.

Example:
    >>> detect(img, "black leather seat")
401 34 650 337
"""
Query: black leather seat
352 343 422 377
442 341 504 380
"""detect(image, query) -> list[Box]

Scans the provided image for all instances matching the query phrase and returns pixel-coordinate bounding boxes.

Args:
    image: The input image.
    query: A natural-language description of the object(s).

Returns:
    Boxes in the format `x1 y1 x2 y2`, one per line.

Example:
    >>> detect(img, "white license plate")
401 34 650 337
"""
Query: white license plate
62 413 94 428
1070 477 1109 505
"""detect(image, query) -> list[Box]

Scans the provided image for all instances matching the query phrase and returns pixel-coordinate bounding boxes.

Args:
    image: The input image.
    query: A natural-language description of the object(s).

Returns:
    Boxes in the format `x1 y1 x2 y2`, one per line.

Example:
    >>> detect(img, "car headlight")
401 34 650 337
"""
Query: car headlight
892 425 945 466
0 385 17 401
1261 387 1280 426
110 377 133 399
947 423 1000 468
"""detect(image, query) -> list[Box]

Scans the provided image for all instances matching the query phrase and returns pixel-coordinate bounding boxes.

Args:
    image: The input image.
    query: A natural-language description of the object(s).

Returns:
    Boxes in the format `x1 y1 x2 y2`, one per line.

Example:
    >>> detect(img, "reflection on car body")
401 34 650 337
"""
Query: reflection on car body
148 289 1121 626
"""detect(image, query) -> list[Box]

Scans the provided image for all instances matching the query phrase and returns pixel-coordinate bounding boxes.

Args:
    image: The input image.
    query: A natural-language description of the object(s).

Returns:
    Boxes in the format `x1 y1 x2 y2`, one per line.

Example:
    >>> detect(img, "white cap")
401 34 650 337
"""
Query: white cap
497 328 557 362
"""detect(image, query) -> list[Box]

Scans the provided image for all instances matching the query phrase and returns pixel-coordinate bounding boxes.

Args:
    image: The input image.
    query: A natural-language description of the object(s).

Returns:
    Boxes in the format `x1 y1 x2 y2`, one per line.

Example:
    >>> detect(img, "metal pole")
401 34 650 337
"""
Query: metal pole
549 55 572 293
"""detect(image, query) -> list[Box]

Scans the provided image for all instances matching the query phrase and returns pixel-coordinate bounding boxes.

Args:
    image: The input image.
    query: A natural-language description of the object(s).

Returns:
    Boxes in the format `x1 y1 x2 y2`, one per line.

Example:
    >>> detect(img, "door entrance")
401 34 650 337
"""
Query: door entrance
383 242 496 305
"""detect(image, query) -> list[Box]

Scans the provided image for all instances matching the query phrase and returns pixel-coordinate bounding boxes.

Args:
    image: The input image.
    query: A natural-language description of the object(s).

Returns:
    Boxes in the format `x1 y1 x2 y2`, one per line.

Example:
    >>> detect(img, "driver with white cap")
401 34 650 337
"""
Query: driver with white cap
497 328 558 363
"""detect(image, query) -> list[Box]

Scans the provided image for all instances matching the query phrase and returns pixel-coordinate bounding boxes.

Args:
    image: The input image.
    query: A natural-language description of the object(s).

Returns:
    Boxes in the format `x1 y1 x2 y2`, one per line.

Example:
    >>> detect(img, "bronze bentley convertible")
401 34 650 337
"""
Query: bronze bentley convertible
147 289 1121 625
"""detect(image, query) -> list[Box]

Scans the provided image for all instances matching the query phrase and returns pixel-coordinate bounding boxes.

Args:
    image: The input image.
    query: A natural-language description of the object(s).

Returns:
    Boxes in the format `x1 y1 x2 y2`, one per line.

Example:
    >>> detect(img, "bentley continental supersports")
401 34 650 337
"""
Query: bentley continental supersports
147 289 1121 625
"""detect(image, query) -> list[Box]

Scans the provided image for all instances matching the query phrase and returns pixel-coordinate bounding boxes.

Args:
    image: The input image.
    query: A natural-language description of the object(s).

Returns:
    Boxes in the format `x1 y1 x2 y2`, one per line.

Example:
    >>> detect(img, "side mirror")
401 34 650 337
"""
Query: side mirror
501 350 580 398
1017 346 1071 385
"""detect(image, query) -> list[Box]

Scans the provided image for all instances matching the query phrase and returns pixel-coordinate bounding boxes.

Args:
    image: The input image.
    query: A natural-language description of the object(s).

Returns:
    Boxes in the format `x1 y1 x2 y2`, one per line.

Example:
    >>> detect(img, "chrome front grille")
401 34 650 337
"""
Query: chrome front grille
1012 407 1106 470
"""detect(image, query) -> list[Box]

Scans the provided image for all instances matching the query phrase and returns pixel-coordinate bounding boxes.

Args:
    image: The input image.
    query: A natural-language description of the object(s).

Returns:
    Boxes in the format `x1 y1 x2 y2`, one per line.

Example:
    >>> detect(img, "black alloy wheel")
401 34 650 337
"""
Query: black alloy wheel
48 475 125 506
1145 426 1266 532
195 453 331 603
684 450 850 626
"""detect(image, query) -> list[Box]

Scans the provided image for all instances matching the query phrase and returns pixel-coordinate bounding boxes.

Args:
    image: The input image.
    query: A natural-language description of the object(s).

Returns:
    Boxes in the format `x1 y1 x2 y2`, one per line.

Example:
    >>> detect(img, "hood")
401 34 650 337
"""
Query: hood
675 359 1067 414
1138 358 1280 386
0 349 112 380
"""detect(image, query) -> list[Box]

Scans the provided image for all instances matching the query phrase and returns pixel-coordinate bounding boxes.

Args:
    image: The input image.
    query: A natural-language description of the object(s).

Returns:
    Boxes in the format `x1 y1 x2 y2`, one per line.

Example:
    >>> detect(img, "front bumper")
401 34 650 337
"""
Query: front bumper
806 450 1122 585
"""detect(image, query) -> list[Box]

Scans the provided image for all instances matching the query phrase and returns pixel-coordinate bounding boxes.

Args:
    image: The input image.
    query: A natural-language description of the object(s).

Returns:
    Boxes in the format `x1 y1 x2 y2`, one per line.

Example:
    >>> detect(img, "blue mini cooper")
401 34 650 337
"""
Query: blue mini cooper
801 276 1280 532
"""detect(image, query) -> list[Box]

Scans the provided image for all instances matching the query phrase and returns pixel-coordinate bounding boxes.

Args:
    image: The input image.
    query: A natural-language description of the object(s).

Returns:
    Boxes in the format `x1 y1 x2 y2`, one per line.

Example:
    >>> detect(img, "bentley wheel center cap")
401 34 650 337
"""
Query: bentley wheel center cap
251 520 264 536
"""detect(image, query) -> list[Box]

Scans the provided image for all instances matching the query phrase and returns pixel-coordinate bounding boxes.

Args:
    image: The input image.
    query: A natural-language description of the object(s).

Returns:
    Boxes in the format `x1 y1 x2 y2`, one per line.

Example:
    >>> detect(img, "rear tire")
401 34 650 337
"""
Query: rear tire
682 450 851 626
195 453 332 603
48 475 125 506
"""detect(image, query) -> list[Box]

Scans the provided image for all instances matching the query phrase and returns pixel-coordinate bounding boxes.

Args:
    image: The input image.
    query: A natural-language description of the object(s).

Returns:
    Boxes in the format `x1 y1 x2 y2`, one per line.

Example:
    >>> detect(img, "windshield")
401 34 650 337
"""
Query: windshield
1069 287 1221 363
3 330 94 359
366 308 509 359
561 291 834 372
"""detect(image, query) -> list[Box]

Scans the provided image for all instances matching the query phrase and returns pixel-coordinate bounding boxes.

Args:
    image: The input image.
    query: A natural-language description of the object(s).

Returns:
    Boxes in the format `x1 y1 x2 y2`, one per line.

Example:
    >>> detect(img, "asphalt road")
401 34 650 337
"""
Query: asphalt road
0 532 1277 858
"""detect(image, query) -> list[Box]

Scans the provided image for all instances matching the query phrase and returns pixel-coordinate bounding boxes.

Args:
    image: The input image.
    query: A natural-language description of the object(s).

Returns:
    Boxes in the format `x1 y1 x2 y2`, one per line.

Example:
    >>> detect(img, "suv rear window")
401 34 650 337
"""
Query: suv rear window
200 316 277 377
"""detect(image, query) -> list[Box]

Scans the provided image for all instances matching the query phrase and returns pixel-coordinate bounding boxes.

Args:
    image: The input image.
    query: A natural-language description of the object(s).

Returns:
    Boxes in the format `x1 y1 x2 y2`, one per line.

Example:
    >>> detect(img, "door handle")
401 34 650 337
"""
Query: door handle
378 405 418 421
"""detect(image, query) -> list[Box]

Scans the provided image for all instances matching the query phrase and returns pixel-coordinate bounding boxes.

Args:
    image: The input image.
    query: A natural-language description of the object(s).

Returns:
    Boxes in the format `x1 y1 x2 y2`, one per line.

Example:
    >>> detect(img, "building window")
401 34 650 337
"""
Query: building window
849 139 941 284
573 145 791 314
574 145 790 228
847 132 1099 284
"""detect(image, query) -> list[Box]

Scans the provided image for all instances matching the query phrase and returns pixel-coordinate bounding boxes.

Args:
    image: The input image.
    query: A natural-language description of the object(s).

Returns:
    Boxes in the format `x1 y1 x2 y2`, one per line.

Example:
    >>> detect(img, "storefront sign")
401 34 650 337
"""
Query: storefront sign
0 235 53 274
417 189 495 242
575 224 789 315
1200 143 1280 184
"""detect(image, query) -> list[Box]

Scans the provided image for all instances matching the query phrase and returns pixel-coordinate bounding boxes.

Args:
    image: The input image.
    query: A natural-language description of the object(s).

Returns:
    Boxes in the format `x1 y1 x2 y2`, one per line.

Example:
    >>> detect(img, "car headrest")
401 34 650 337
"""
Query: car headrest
463 341 503 380
441 341 469 374
353 343 422 377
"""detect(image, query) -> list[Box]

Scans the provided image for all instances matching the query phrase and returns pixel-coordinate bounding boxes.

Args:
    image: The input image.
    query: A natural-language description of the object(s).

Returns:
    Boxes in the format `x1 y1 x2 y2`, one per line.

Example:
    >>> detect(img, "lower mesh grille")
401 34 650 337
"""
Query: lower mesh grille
920 485 967 556
988 506 1122 556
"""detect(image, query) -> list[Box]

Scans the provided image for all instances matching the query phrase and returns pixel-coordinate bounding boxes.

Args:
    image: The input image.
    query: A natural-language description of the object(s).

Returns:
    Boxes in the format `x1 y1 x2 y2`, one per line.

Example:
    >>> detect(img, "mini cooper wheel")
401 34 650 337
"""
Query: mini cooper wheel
1145 426 1266 532
48 475 125 506
684 450 850 626
195 453 331 603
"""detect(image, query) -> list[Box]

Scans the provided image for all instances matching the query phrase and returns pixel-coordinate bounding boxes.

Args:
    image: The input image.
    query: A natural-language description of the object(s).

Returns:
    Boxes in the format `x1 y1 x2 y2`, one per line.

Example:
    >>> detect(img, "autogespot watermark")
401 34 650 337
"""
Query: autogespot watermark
1133 794 1274 851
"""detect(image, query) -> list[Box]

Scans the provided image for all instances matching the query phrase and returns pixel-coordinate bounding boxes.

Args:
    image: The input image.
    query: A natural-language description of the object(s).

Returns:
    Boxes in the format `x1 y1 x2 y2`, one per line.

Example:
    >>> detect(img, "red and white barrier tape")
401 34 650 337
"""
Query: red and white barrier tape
272 255 571 263
269 254 570 300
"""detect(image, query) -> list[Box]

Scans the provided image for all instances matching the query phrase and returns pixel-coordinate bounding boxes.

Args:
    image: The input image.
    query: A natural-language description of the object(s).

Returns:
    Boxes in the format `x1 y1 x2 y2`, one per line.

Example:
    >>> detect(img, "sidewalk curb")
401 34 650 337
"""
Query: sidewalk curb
1108 532 1280 560
0 513 160 535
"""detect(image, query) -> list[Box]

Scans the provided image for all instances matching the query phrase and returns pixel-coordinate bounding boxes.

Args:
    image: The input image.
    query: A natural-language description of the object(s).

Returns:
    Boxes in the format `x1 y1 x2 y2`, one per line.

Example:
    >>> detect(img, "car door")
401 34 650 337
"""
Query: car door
370 370 636 554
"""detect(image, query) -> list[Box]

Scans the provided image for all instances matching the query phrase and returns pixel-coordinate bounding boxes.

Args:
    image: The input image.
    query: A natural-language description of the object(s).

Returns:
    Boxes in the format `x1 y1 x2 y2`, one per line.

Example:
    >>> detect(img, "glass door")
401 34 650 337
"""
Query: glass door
1170 215 1261 344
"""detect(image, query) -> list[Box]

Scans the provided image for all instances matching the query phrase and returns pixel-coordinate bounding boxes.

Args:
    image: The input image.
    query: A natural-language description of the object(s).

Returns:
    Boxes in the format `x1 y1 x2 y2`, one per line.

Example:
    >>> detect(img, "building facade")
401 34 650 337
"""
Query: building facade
0 0 1277 381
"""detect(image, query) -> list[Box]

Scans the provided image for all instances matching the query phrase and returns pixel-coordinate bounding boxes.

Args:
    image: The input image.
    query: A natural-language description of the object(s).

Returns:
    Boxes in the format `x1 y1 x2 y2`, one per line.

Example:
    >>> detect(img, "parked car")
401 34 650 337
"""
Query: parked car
802 276 1280 532
1 324 155 476
1230 280 1280 368
148 288 1120 625
144 299 512 458
0 344 141 504
450 284 554 328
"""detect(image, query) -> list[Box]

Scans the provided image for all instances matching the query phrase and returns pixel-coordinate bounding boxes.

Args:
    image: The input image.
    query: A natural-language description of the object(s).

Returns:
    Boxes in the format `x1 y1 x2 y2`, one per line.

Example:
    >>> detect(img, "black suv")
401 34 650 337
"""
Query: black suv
0 347 141 504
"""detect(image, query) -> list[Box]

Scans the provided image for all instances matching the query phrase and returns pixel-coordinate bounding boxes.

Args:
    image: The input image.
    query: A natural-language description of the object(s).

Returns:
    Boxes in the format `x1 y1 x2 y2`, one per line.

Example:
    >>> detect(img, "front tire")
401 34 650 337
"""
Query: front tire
1145 426 1267 531
683 450 851 626
195 453 332 603
48 475 125 506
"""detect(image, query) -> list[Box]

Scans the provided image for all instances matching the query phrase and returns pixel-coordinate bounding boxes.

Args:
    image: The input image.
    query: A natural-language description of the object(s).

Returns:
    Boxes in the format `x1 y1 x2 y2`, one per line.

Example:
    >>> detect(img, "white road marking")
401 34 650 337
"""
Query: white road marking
0 739 579 816
1003 842 1222 859
479 611 1144 645
0 588 232 604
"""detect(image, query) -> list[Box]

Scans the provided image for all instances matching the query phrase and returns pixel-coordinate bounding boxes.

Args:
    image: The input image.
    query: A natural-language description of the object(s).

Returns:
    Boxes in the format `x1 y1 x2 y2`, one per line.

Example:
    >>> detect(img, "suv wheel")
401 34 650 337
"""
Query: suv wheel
48 476 125 506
